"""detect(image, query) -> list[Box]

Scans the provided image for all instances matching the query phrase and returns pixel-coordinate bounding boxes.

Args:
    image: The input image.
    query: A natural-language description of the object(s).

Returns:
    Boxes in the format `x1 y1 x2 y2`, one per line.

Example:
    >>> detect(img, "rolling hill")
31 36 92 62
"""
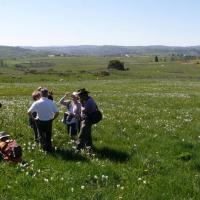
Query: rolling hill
1 45 200 58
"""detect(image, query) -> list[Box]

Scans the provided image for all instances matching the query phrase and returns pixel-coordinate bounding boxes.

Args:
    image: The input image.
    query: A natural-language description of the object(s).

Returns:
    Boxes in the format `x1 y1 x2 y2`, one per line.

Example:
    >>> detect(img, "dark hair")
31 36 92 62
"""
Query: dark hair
41 88 49 97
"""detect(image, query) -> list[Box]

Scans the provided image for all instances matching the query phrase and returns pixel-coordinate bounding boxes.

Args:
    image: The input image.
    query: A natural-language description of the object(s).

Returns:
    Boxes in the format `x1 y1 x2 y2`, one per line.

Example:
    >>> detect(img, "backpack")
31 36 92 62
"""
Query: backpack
5 140 22 159
88 106 102 124
62 101 73 124
63 112 74 124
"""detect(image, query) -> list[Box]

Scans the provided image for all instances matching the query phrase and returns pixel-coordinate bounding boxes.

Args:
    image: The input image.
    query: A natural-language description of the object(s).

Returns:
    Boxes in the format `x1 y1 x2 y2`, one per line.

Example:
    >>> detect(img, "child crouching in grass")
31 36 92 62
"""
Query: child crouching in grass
0 131 22 164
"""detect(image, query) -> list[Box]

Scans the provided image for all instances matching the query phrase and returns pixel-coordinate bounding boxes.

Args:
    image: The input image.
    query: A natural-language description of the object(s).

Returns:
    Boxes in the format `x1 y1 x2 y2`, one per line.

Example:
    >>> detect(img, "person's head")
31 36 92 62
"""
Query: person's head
77 88 90 101
0 131 10 142
41 88 49 98
0 102 2 108
48 91 54 101
32 91 41 101
37 86 43 91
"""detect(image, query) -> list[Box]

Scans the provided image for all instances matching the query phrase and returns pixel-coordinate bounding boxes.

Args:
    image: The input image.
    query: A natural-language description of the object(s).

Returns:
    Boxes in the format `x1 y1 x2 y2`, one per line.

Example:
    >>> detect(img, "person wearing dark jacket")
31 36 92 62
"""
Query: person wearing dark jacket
76 89 97 150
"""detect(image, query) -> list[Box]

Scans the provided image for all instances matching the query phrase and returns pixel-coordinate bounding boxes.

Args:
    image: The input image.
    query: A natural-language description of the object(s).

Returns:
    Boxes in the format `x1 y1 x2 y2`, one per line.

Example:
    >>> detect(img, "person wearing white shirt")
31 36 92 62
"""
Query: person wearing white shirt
28 88 59 152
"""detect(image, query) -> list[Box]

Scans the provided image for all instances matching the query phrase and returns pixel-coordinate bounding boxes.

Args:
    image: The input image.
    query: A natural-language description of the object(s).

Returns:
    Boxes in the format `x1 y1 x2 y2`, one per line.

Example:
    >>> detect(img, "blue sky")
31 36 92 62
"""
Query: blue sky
0 0 199 46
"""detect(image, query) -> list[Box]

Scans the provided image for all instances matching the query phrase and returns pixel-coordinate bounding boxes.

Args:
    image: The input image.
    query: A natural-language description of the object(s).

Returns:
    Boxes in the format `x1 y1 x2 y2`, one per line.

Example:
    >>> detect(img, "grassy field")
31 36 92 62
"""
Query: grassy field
1 56 200 199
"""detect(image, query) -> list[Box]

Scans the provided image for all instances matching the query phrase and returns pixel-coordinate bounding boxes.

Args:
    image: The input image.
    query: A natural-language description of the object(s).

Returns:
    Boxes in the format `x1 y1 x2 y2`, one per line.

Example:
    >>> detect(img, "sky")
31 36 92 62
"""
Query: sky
0 0 199 46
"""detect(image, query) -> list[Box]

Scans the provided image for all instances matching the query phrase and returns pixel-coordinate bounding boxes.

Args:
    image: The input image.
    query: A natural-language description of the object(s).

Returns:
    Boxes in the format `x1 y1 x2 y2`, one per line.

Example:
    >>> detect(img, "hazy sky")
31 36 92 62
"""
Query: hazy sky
0 0 199 46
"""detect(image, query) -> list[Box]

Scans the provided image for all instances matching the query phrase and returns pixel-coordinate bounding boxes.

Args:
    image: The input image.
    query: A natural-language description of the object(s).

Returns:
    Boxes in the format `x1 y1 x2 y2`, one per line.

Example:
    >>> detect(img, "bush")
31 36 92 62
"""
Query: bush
97 71 110 77
177 152 192 161
155 56 159 62
15 64 24 68
107 60 125 71
101 71 110 76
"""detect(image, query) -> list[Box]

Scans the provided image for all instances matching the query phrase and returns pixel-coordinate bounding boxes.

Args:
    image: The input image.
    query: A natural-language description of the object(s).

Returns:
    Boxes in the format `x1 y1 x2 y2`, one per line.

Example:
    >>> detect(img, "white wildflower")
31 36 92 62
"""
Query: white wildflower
117 184 120 188
44 178 49 183
81 185 85 190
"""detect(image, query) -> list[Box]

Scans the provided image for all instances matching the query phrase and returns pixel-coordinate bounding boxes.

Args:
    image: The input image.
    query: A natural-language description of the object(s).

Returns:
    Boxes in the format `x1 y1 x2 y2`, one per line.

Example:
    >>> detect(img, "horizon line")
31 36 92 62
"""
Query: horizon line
1 44 200 48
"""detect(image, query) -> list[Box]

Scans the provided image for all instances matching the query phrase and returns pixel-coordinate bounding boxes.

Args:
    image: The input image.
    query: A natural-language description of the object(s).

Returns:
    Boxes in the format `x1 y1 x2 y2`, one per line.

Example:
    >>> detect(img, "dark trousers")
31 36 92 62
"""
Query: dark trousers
36 119 53 152
29 112 39 142
29 118 39 142
77 119 92 150
67 123 77 138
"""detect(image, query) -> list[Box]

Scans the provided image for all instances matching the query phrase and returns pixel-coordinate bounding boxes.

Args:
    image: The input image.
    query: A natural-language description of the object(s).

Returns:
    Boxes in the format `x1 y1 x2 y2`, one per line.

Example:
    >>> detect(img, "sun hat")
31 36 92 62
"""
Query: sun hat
71 91 79 97
0 131 10 140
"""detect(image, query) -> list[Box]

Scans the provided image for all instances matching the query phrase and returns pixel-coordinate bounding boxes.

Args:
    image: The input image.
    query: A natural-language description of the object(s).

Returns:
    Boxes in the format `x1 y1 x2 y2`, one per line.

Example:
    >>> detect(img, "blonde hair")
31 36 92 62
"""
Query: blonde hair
32 91 41 101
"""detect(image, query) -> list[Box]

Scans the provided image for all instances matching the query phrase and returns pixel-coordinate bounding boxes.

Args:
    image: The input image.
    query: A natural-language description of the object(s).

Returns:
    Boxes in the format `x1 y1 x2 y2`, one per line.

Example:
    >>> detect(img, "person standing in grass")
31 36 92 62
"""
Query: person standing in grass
29 91 41 143
76 88 97 150
28 88 59 152
59 92 81 140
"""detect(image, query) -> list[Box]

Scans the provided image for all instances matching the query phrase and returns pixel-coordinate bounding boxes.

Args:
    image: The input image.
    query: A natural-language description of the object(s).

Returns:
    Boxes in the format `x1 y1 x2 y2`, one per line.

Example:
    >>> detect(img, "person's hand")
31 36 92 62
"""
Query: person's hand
65 92 71 96
49 91 53 95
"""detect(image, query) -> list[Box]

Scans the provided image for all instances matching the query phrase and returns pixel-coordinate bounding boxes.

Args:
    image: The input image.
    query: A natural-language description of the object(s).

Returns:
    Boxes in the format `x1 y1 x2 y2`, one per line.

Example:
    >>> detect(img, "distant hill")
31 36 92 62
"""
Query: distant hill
1 45 200 58
26 45 200 56
0 46 37 58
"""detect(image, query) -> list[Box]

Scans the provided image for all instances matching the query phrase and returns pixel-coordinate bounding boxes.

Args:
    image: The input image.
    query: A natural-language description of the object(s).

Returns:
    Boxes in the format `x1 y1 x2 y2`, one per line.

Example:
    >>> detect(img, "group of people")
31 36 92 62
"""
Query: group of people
28 87 99 153
0 87 101 163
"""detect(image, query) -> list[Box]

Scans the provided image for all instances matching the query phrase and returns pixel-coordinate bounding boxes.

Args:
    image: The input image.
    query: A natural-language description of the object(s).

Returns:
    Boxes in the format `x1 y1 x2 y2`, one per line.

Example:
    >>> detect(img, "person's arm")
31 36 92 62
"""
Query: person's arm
59 93 71 107
27 102 37 120
28 111 34 120
52 101 59 120
53 111 59 120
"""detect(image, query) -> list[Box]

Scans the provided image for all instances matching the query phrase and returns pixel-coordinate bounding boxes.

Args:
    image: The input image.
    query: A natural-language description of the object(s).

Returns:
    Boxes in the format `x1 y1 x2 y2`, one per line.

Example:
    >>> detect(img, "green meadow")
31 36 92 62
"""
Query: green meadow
1 56 200 199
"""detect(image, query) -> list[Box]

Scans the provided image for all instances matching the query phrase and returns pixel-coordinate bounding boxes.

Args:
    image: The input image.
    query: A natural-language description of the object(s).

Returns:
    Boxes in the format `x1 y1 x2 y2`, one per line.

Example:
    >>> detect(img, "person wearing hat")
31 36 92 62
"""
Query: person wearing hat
76 88 97 150
28 88 59 152
0 131 22 163
59 92 81 140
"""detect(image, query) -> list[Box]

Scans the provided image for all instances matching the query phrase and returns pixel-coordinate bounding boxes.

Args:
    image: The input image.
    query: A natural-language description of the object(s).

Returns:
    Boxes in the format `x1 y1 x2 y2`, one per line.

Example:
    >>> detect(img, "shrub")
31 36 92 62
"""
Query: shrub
98 71 110 76
155 56 159 62
89 70 110 77
177 152 192 161
107 60 125 71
